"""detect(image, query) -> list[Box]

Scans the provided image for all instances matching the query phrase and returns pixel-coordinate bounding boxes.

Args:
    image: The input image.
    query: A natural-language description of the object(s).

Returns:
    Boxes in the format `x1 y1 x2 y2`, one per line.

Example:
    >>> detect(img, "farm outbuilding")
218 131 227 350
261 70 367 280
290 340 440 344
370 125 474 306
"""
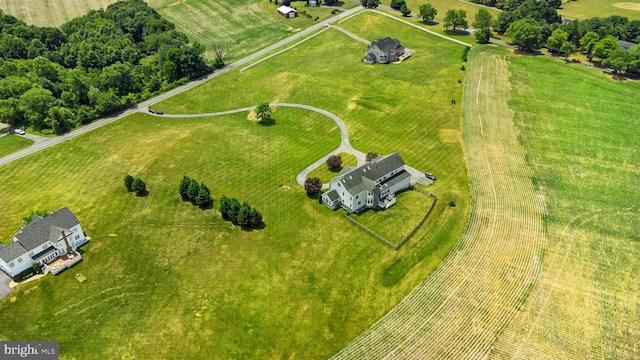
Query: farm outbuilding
277 5 298 18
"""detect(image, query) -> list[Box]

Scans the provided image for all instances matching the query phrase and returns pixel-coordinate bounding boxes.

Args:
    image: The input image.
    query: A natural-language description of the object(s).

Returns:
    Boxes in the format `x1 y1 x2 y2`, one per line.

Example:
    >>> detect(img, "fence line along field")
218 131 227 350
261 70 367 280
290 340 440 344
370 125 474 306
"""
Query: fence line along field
487 46 640 359
332 46 546 359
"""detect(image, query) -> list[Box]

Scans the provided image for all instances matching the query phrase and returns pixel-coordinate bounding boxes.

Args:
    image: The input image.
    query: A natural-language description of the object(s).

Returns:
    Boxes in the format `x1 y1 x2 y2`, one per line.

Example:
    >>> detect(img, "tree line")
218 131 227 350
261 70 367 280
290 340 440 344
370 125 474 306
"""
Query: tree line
462 0 640 73
0 0 210 134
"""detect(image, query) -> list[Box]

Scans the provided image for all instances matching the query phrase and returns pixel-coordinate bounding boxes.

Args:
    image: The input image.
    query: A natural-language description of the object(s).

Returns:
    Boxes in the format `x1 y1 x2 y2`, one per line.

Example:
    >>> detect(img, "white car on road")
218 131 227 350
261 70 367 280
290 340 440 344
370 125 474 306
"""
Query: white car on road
14 129 25 135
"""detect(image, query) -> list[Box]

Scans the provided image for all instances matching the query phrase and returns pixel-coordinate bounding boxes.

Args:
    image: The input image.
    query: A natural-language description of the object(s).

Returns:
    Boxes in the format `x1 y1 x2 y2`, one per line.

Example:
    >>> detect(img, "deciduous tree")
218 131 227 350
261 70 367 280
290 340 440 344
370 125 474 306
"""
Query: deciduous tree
506 18 542 52
418 4 437 23
365 152 378 162
443 10 468 31
304 177 323 197
326 154 342 171
255 102 272 124
473 8 493 30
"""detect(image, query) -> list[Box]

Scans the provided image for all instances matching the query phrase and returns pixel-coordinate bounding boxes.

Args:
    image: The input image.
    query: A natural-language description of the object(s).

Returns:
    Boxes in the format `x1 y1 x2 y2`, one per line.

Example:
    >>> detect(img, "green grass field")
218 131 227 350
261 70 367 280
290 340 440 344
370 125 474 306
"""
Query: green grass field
559 0 640 20
485 47 640 358
0 135 33 158
398 0 500 23
348 189 435 244
0 12 470 359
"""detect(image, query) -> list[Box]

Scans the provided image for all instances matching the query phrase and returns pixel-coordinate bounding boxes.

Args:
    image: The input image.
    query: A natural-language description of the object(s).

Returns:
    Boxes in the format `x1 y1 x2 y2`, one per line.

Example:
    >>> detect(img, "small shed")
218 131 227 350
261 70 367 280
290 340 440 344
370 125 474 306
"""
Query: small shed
277 5 299 18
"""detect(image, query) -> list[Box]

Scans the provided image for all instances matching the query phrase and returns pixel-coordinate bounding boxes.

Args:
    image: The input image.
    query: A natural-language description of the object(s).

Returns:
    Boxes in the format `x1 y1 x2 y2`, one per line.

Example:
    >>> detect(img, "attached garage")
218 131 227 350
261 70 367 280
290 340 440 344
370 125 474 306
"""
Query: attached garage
277 5 298 18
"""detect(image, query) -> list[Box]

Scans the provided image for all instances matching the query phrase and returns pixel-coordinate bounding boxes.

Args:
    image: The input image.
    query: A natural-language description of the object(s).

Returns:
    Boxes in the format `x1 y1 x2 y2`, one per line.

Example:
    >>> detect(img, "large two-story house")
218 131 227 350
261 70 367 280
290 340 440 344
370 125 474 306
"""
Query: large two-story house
322 153 412 212
364 38 405 64
0 207 87 277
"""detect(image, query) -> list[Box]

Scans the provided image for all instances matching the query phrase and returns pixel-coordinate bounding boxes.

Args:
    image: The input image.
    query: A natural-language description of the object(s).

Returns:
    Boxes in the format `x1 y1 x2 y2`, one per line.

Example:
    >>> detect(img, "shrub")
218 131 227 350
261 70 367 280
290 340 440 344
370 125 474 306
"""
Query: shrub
326 154 342 171
366 152 379 162
304 177 323 196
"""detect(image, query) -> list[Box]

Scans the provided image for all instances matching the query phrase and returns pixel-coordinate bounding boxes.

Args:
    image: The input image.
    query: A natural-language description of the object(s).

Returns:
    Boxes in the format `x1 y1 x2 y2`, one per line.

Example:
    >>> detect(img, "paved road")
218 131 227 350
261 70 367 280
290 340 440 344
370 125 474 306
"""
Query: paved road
0 271 12 301
0 5 365 168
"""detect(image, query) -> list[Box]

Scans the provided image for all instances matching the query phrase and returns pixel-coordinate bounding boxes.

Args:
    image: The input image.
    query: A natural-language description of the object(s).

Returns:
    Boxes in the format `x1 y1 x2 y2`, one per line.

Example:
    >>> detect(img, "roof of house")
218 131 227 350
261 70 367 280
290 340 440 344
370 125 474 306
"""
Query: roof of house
619 40 637 50
334 153 406 195
371 38 401 52
0 242 28 263
14 207 80 252
324 189 340 201
277 5 297 13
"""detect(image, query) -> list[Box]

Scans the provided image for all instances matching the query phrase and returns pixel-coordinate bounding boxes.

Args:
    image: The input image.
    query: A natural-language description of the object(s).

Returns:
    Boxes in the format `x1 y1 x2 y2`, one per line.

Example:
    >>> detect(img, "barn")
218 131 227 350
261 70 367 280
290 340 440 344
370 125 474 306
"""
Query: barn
277 5 299 18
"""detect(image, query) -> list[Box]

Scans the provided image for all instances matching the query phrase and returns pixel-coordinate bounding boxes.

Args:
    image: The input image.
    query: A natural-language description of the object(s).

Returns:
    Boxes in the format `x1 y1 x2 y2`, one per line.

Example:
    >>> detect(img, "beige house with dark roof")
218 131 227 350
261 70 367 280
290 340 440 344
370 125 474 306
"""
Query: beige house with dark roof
322 153 412 212
0 207 87 277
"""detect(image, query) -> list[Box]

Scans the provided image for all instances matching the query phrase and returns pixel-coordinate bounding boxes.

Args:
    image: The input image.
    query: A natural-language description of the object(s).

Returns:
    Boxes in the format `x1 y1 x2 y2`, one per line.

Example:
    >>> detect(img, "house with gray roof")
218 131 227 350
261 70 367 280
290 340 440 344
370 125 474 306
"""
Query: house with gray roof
0 207 87 277
322 153 412 212
364 38 405 64
619 40 637 51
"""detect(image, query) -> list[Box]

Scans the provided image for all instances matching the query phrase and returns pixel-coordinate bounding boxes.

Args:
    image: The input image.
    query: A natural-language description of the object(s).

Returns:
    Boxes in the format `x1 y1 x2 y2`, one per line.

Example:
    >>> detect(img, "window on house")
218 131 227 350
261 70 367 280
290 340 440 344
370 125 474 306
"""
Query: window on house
358 201 361 205
75 235 80 240
17 258 23 263
9 262 14 268
42 244 47 249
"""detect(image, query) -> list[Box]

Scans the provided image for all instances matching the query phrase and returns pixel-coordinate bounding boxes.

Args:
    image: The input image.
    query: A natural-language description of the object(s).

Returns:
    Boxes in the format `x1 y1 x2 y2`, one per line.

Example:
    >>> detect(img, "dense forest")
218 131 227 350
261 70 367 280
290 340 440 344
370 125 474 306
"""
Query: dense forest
0 0 210 134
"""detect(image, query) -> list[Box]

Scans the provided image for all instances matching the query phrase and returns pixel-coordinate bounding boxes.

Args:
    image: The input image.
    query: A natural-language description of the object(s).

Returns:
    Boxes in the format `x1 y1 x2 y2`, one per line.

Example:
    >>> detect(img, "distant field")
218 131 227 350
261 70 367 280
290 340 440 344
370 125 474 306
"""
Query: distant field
0 13 470 359
488 47 640 358
0 135 33 158
559 0 640 20
0 0 337 62
399 0 500 23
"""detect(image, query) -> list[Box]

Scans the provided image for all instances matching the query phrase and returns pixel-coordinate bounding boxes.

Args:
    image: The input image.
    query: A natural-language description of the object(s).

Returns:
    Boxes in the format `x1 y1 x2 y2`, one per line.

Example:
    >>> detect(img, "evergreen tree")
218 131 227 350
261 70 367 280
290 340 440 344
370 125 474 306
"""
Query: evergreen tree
237 202 251 228
219 195 230 219
132 178 146 196
124 174 134 191
187 178 200 203
196 183 212 209
248 208 263 229
228 198 241 224
179 175 191 199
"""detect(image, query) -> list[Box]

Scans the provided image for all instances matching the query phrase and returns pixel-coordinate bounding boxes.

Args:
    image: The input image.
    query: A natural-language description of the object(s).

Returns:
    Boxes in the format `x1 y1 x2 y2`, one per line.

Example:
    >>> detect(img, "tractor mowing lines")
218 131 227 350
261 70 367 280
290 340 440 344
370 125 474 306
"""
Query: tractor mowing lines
332 47 546 359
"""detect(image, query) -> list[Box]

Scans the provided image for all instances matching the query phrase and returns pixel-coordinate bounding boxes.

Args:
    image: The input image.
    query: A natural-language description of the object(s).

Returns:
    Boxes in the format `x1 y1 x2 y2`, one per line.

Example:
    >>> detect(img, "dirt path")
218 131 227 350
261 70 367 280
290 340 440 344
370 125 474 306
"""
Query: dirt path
331 47 546 359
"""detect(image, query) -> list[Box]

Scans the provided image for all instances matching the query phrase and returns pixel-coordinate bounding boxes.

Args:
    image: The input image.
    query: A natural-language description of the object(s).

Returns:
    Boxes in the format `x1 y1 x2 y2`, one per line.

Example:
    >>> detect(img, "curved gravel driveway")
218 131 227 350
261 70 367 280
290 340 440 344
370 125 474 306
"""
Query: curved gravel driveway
152 103 428 188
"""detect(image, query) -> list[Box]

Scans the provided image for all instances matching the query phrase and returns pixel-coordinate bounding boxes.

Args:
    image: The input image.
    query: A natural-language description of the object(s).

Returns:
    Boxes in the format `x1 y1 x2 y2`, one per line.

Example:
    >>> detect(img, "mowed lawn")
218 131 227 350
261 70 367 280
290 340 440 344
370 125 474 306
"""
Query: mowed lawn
559 0 640 20
0 13 470 359
488 47 640 358
0 134 32 158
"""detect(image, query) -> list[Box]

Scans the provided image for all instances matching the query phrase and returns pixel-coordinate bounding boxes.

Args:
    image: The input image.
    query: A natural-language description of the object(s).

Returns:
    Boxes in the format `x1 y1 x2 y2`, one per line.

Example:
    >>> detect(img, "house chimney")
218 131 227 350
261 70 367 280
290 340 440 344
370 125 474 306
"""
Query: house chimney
61 231 73 254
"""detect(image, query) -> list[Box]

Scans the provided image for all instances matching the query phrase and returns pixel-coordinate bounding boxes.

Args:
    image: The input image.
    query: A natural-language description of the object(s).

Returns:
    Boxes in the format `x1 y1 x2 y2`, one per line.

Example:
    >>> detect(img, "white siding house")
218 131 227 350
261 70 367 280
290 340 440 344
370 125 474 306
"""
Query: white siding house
322 153 412 212
0 208 88 277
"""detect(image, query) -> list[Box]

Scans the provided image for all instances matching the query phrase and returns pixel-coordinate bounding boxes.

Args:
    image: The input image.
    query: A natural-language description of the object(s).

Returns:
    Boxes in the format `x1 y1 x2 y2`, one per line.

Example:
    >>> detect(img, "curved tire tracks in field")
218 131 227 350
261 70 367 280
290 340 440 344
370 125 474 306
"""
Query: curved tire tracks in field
331 49 546 358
